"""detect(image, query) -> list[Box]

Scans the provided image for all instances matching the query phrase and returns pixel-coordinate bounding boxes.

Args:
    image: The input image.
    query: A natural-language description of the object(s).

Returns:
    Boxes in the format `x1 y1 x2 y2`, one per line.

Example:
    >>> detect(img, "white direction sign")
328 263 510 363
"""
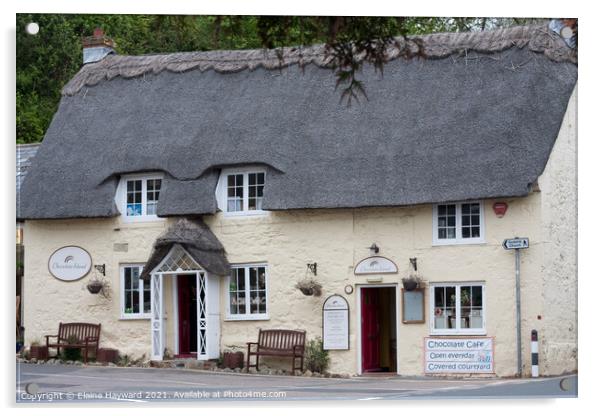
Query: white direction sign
503 238 529 250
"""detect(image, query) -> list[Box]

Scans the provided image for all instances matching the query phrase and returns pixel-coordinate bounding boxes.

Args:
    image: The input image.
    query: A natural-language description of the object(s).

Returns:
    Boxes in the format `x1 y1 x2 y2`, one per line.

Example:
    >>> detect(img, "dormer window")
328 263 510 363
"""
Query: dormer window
216 167 267 216
116 173 164 222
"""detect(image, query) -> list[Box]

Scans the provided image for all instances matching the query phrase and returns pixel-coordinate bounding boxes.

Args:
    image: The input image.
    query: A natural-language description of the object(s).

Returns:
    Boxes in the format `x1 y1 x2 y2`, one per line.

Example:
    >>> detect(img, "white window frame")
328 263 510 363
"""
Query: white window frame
429 282 486 335
224 263 269 321
215 166 268 217
432 201 485 246
119 264 151 320
115 173 165 223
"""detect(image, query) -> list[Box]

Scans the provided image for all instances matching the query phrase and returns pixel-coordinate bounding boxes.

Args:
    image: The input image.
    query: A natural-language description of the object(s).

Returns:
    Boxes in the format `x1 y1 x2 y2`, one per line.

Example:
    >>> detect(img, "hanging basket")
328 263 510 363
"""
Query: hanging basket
295 279 322 297
87 281 104 294
402 277 419 291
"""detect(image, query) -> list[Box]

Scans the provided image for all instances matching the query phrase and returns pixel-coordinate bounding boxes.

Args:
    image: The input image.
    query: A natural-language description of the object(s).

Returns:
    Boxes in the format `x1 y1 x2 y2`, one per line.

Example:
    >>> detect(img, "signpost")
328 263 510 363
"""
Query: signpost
503 237 529 376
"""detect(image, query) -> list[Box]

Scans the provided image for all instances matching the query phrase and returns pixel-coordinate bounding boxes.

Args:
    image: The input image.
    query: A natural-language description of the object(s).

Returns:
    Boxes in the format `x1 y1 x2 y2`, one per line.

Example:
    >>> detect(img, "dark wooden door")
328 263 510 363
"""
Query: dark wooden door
177 275 197 356
361 288 380 372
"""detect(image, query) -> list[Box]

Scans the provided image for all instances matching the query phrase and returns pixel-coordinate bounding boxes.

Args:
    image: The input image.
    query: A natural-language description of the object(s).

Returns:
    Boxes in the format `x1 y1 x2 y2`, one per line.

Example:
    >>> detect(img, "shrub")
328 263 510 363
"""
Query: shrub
61 335 82 361
304 337 329 373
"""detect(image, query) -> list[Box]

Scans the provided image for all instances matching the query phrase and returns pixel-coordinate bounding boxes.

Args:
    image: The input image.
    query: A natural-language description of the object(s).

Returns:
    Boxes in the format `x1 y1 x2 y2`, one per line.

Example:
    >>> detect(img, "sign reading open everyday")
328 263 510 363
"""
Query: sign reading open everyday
323 295 349 350
424 337 494 374
48 246 92 281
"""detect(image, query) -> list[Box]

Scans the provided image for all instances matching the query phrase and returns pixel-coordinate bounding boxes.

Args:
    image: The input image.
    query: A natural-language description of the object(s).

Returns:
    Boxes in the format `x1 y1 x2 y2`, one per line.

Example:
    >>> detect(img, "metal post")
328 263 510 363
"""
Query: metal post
531 330 539 377
515 249 522 376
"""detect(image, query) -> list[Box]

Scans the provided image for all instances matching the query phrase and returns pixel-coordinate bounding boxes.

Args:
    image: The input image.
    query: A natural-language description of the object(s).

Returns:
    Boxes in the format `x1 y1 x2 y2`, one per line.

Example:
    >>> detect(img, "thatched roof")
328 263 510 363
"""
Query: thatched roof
18 24 577 220
16 143 40 219
140 218 229 279
62 24 576 95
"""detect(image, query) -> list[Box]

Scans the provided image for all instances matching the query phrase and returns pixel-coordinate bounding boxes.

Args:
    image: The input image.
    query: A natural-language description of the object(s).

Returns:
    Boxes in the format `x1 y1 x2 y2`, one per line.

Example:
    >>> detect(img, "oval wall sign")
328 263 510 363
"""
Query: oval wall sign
48 246 92 281
354 256 398 275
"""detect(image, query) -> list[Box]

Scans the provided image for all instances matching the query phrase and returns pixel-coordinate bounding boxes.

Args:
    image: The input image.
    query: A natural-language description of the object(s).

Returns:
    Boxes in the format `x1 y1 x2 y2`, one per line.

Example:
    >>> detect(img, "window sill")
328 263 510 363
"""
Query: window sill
224 315 269 322
429 330 487 336
222 210 270 218
119 314 151 321
121 216 165 224
432 239 486 247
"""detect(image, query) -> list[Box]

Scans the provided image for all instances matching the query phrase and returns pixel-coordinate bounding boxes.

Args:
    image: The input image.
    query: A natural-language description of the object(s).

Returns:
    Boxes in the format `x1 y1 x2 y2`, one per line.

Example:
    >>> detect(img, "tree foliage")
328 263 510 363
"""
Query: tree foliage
16 14 543 143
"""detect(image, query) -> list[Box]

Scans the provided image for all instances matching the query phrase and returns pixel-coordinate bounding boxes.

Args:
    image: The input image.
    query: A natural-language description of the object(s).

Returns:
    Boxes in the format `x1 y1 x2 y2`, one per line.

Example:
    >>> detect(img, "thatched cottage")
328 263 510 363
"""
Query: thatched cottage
18 22 577 377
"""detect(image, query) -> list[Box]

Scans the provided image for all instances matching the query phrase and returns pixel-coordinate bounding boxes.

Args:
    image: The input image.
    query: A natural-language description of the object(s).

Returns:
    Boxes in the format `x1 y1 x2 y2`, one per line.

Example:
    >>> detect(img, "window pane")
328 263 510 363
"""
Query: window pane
437 204 456 240
472 286 482 307
434 287 444 307
237 292 246 314
146 179 161 216
227 174 244 212
126 180 142 216
237 268 245 289
471 227 480 238
462 227 470 238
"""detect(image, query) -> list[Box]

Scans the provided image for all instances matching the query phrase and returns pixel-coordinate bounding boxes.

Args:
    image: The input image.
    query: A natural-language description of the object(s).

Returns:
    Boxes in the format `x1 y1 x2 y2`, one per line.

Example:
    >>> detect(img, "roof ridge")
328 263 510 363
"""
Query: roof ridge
62 23 575 96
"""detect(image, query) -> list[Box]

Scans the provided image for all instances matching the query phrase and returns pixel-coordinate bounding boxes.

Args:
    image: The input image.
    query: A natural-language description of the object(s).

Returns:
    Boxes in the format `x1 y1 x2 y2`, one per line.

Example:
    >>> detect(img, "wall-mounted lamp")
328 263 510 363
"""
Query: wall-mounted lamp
307 262 317 276
409 258 417 272
368 243 380 254
94 264 106 276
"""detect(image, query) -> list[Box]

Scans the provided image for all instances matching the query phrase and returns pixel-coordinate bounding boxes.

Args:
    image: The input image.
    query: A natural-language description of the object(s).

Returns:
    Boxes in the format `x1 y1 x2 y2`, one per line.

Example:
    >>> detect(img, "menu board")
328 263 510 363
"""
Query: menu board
323 295 349 350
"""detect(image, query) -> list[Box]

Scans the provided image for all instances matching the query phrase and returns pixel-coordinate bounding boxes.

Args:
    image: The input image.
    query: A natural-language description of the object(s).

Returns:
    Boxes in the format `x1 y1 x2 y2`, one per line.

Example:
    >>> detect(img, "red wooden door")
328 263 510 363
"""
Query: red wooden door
177 275 197 356
361 288 380 372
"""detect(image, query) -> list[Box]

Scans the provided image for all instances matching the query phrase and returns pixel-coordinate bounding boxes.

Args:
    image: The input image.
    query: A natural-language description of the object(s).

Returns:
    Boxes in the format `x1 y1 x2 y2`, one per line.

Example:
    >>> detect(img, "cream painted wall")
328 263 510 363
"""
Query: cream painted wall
22 88 576 377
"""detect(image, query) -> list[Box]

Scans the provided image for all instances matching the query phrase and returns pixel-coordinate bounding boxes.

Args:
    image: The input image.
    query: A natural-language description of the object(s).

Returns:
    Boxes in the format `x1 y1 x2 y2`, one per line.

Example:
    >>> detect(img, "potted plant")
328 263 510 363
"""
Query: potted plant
30 340 48 361
295 279 322 297
223 348 244 369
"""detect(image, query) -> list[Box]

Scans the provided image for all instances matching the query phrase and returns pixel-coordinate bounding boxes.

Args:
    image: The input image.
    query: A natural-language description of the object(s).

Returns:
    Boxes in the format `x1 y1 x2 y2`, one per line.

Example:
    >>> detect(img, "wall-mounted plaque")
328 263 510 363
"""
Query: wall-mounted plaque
402 288 425 323
48 246 92 281
354 256 398 275
322 295 349 350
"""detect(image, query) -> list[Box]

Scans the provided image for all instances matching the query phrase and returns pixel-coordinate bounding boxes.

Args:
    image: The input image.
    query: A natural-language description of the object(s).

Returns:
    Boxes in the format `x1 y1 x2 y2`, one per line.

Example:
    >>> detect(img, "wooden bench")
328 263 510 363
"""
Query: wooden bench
246 329 306 373
45 322 101 364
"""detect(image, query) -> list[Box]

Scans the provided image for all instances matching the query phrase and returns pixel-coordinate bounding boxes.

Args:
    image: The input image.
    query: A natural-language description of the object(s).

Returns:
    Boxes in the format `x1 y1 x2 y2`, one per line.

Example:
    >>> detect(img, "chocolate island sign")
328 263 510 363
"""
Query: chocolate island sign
48 246 92 281
354 256 398 275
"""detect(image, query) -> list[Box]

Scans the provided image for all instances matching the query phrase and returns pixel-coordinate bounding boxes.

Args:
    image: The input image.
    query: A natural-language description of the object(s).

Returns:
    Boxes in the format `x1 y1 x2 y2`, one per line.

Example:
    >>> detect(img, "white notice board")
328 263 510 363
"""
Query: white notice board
323 295 349 350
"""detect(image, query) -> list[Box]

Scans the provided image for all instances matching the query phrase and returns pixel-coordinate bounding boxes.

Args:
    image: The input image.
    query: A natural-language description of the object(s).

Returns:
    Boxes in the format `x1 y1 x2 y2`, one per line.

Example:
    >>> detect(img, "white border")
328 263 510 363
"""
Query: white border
119 263 151 320
432 200 486 246
215 166 269 217
115 172 165 223
429 281 487 336
355 283 401 375
224 262 270 321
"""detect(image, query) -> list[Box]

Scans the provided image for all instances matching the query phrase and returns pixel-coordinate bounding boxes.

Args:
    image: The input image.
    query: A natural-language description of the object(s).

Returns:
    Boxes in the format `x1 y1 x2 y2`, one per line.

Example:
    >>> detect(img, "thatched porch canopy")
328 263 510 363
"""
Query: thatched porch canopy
140 218 229 279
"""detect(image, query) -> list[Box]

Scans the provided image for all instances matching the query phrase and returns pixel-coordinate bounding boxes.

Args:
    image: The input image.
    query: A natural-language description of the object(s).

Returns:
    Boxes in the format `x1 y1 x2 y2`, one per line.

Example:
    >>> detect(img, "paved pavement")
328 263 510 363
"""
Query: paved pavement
16 363 577 403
